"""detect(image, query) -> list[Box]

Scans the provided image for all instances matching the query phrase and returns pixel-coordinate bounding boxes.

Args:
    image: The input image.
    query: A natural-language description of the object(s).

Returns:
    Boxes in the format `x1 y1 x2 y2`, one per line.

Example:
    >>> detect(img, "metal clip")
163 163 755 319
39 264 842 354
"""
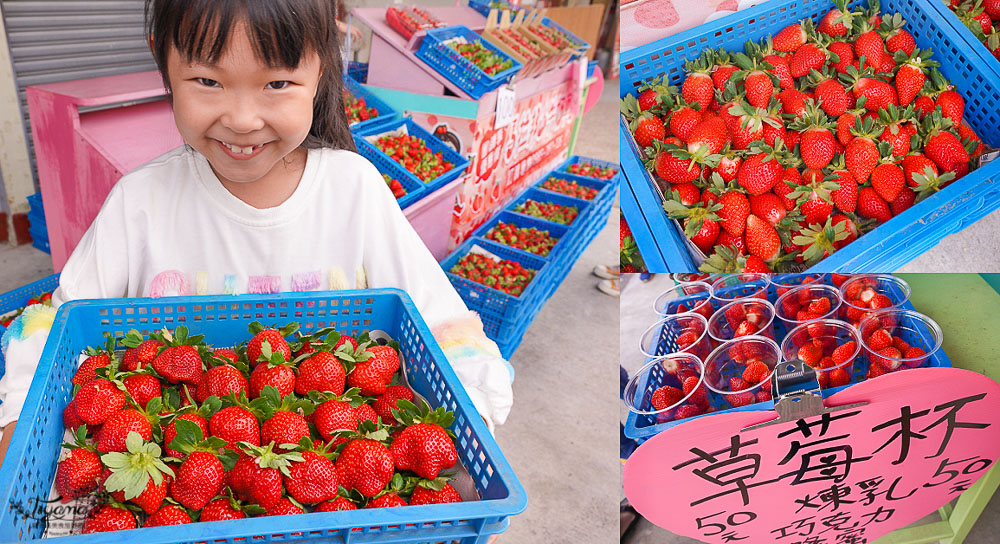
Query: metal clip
742 359 867 432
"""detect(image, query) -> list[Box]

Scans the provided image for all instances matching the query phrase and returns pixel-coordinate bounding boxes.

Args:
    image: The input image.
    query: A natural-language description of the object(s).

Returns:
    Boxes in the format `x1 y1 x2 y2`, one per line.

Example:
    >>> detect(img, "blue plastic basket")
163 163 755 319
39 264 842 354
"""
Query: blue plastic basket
506 187 590 227
353 135 428 210
623 276 952 442
555 155 620 185
468 0 516 17
344 75 400 135
534 172 609 204
356 117 470 194
471 210 571 259
347 61 369 83
441 237 550 343
0 274 60 381
415 26 523 99
0 289 526 543
924 0 1000 80
620 0 1000 272
540 17 589 57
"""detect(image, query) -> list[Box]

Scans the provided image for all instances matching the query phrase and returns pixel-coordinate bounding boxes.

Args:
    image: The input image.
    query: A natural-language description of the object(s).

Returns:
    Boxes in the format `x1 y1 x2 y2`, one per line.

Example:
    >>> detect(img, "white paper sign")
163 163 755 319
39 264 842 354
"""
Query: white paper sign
494 85 517 130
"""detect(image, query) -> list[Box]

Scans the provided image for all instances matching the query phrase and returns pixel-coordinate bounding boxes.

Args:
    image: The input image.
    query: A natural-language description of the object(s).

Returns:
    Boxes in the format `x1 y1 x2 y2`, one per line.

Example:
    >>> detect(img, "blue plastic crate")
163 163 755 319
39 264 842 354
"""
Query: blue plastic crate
471 210 571 259
356 117 470 194
26 193 44 216
441 237 550 343
506 187 590 227
28 225 49 254
415 26 523 99
620 0 1000 273
924 0 1000 80
347 61 369 83
534 171 610 204
0 289 526 543
540 17 589 56
344 75 400 135
623 277 951 442
468 0 516 17
555 155 620 184
353 134 428 210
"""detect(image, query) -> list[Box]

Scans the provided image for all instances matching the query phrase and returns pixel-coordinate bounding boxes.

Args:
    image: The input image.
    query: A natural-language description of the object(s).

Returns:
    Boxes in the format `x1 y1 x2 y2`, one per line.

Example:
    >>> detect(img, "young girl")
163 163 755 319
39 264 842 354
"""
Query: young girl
0 0 513 463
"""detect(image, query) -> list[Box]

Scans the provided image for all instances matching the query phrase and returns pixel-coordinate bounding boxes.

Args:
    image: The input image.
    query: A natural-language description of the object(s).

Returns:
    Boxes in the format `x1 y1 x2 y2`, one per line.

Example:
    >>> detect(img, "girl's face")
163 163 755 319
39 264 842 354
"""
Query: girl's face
166 22 322 186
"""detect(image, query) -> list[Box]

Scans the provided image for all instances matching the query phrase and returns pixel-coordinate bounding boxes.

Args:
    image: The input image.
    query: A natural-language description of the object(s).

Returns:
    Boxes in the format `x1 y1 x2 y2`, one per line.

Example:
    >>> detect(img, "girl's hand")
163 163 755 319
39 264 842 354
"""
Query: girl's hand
337 20 363 46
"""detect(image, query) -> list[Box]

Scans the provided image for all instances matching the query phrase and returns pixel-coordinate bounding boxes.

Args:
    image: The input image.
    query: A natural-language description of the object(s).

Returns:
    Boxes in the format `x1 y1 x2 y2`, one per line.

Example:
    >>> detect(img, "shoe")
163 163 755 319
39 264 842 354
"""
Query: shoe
593 264 620 279
598 278 620 297
620 499 639 540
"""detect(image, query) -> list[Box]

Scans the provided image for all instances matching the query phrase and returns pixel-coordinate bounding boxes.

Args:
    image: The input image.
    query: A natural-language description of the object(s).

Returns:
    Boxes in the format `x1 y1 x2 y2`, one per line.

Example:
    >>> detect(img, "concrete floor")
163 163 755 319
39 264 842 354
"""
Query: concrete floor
619 273 1000 543
0 79 621 541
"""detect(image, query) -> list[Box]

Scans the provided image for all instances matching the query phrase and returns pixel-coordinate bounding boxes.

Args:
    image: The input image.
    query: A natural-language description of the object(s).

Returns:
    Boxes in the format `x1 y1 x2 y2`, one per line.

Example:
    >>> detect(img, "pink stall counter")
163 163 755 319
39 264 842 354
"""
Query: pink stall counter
25 71 469 270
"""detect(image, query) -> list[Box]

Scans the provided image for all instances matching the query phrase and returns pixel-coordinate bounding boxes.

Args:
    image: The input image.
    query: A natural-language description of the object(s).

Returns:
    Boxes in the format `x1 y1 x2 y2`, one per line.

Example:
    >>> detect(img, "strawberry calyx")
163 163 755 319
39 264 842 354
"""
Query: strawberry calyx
252 386 314 421
792 217 850 265
168 418 238 471
663 199 723 240
307 387 367 409
290 327 340 358
248 321 301 340
216 487 267 517
390 399 456 437
236 441 305 478
911 165 957 203
101 431 176 501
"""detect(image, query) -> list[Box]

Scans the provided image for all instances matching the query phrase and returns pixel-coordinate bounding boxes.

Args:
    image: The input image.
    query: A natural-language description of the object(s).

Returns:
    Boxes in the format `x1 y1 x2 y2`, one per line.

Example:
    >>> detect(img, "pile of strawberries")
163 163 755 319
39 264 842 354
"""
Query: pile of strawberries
539 176 598 200
621 0 988 273
860 320 929 377
494 28 545 59
567 162 618 180
776 288 836 322
649 371 713 421
942 0 1000 60
841 277 899 325
449 252 536 296
55 323 465 534
0 290 53 328
485 221 559 256
343 90 379 126
514 199 578 225
449 40 514 76
383 174 407 200
524 24 575 51
385 6 445 40
620 215 646 273
374 133 453 183
789 329 856 388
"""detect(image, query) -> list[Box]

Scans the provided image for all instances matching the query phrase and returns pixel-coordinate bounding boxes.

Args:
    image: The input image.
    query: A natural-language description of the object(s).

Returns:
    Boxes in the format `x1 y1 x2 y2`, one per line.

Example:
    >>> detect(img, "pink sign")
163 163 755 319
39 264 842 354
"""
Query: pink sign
624 368 1000 544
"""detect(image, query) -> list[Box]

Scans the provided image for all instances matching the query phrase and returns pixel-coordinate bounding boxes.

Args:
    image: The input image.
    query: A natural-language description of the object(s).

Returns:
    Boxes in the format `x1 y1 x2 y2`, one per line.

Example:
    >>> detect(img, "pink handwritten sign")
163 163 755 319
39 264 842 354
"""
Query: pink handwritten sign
623 368 1000 543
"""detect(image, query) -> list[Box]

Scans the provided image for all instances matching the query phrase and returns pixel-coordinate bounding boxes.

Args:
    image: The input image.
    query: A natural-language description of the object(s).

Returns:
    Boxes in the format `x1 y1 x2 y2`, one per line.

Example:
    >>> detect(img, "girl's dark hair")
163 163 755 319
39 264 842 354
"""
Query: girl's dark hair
145 0 356 152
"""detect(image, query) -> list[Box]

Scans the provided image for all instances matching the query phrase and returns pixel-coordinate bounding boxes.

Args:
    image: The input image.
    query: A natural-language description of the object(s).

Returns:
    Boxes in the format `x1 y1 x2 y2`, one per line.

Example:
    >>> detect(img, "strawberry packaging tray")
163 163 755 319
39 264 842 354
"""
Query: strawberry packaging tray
555 155 621 184
623 274 954 443
506 187 591 227
415 25 523 99
470 210 572 259
0 289 526 543
619 0 1000 272
355 117 470 194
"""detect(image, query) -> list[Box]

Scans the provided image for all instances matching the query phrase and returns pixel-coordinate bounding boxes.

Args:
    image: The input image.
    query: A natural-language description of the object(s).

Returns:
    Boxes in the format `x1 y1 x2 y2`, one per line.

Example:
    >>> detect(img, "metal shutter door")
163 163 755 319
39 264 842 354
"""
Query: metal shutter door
1 0 156 188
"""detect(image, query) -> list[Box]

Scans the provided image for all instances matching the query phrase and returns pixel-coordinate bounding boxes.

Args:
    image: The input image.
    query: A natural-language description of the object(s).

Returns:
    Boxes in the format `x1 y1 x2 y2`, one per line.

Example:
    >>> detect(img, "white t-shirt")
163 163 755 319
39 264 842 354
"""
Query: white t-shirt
0 145 514 430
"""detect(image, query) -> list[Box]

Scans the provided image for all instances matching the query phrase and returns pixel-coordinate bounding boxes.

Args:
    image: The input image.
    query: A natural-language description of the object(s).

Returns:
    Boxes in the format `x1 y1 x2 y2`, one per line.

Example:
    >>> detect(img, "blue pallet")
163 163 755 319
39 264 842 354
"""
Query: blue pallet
620 0 1000 273
356 117 470 194
506 187 590 227
441 237 550 343
623 275 950 442
0 274 60 402
344 75 400 135
353 134 428 210
471 210 571 259
0 289 526 543
416 26 522 99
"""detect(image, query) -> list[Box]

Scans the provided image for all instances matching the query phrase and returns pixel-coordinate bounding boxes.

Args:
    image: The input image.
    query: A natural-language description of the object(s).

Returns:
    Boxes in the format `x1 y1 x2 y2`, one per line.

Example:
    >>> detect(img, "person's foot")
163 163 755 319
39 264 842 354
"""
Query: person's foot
598 278 620 297
621 499 639 540
593 264 620 279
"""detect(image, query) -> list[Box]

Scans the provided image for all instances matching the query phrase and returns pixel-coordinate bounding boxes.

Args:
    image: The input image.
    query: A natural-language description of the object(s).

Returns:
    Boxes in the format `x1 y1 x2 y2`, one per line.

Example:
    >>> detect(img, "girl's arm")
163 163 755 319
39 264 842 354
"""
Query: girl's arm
0 421 16 468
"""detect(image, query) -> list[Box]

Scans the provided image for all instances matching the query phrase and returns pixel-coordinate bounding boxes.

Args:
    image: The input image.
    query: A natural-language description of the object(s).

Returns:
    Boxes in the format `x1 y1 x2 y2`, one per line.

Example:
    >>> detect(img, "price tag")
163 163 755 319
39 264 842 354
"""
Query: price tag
494 84 516 130
978 150 999 169
469 244 502 262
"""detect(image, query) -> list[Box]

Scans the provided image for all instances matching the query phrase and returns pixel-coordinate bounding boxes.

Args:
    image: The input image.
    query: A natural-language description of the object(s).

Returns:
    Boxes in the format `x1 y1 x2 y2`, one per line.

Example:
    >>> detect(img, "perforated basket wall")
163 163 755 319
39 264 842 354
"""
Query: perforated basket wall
0 289 526 543
355 117 471 193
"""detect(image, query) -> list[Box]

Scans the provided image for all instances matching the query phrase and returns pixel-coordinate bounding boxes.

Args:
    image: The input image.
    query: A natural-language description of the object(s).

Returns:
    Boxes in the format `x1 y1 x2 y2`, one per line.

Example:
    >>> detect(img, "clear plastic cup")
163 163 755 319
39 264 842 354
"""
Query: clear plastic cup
710 273 772 305
857 309 943 377
639 313 711 362
772 273 826 298
774 284 843 330
624 353 710 422
653 281 714 321
780 319 861 390
838 274 911 327
703 335 781 408
707 299 776 344
672 273 712 284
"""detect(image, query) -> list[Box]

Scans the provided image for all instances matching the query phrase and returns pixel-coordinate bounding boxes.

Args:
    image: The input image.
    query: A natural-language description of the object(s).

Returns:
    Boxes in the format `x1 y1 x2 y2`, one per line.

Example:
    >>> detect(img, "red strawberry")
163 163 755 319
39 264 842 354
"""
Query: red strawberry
230 445 289 509
726 392 756 407
832 341 857 365
682 376 708 406
745 215 781 261
818 2 853 37
284 451 339 504
845 128 880 183
367 493 408 508
97 409 153 453
261 410 311 447
145 504 192 526
682 52 715 111
355 404 379 424
314 399 360 441
411 483 463 505
868 329 894 350
336 438 395 497
55 447 102 502
209 406 260 451
632 113 666 148
315 496 359 511
650 386 683 410
74 352 112 386
637 88 661 111
373 385 415 425
670 107 703 143
200 498 246 521
196 365 249 403
687 116 730 154
153 345 204 385
855 30 885 68
937 90 965 126
742 360 770 385
391 422 458 480
828 41 854 74
871 162 904 202
82 504 136 533
122 374 161 409
925 127 970 174
674 404 704 419
744 71 775 108
247 323 295 367
890 187 917 216
654 146 702 184
74 379 127 425
738 153 785 195
814 78 849 117
346 345 400 396
790 44 827 78
173 451 225 510
250 360 296 399
266 498 306 516
295 351 346 396
163 414 209 458
774 22 807 52
857 187 892 223
717 192 751 236
828 367 851 387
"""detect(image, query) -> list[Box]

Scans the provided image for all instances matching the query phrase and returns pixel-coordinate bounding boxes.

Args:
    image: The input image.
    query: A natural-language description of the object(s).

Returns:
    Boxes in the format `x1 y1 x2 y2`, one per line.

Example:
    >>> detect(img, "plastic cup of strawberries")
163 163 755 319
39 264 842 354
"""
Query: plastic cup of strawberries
709 273 772 305
837 273 912 327
619 0 989 273
703 335 782 408
652 280 715 321
624 352 711 423
780 318 862 389
707 298 777 344
772 272 826 297
639 313 712 362
774 283 843 329
857 308 943 378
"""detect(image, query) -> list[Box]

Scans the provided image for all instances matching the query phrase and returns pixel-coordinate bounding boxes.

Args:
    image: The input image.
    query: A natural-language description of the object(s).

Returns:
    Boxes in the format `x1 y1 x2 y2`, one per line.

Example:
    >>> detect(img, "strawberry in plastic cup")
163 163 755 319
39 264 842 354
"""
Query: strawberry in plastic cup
857 309 943 378
771 273 826 297
707 299 776 344
710 273 771 305
703 335 781 409
639 313 711 363
774 284 843 330
780 319 861 390
624 353 710 423
653 281 714 321
838 274 911 327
